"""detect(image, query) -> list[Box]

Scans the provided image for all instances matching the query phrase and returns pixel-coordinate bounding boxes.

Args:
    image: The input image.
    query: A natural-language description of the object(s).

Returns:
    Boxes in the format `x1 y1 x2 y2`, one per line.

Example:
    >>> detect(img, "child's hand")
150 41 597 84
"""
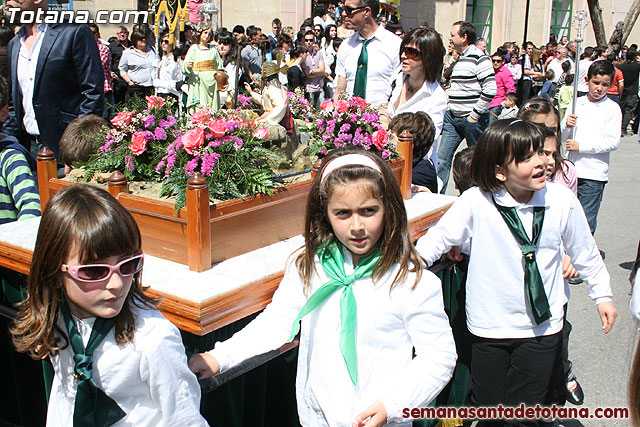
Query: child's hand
446 246 463 262
566 139 579 152
188 353 220 380
561 255 578 279
566 114 578 127
411 185 432 193
596 301 618 334
352 401 388 427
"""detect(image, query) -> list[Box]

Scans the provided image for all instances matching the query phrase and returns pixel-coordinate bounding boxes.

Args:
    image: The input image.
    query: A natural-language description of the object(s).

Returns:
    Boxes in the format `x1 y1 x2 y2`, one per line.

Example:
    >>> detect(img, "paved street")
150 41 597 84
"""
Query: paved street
444 133 639 426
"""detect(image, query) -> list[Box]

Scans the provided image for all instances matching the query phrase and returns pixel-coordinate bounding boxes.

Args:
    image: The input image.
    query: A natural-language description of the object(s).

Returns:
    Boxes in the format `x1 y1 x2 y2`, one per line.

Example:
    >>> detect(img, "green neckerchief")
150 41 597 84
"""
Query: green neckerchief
492 197 551 325
289 240 382 385
61 302 126 427
353 37 373 99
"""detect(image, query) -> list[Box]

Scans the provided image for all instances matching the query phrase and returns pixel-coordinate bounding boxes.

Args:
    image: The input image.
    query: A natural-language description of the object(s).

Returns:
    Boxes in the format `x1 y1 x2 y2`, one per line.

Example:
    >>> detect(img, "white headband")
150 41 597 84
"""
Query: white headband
320 154 382 183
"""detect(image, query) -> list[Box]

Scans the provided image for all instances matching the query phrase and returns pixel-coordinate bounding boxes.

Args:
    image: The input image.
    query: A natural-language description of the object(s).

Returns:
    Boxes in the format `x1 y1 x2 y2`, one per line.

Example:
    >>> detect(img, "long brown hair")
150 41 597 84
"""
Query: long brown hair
10 185 155 360
295 146 424 293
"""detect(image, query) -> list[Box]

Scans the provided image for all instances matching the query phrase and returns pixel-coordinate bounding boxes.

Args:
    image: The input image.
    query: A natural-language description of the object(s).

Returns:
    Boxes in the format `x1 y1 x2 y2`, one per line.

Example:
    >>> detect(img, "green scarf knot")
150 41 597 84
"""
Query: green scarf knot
492 198 551 325
289 240 381 385
61 302 126 427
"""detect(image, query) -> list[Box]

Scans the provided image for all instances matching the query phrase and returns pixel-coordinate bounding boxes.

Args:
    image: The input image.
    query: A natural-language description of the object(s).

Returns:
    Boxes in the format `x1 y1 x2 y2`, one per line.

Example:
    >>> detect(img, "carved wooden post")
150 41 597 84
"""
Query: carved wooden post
36 146 57 208
186 173 211 272
397 130 414 200
107 170 128 199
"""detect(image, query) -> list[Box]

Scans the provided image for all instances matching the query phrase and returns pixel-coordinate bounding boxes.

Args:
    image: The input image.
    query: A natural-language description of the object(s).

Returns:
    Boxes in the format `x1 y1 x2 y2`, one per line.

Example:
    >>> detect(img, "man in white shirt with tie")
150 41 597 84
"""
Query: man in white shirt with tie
334 0 401 107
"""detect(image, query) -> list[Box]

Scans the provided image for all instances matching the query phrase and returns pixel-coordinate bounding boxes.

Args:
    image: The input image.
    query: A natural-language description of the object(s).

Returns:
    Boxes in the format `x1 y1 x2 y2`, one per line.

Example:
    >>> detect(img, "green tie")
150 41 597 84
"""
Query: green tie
353 37 373 99
61 303 126 427
289 241 381 385
492 198 551 325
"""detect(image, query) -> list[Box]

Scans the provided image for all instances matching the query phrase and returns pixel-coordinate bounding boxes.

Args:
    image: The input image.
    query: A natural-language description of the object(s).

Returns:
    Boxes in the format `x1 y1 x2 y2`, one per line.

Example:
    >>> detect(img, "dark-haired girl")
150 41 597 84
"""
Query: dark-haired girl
190 147 456 426
416 119 617 424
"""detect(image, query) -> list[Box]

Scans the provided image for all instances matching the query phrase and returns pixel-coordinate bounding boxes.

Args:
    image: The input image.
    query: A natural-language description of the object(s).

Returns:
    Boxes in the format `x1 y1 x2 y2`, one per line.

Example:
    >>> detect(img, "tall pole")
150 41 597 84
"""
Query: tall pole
523 0 531 46
570 10 590 139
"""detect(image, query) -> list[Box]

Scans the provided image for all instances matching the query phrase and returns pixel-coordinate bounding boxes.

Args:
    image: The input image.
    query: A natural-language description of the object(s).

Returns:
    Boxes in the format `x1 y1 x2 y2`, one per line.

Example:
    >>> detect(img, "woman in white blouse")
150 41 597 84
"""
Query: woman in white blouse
119 30 156 101
153 32 182 101
216 30 244 108
388 27 448 173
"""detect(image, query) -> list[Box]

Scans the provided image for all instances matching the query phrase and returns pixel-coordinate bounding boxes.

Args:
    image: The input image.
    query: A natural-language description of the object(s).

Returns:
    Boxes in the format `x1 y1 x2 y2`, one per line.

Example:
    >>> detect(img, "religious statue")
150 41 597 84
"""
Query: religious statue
183 26 226 113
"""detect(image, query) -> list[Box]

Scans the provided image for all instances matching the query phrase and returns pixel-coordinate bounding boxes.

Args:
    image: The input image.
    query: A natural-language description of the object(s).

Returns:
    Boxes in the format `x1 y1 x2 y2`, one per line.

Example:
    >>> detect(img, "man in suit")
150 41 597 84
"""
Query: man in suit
5 0 104 162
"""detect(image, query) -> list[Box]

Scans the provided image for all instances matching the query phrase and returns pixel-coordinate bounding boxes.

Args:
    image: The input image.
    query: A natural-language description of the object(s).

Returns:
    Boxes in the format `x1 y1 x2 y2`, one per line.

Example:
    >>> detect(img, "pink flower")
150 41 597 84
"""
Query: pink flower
191 109 211 124
208 118 227 138
111 111 134 128
352 97 367 110
253 127 270 140
319 99 334 111
335 100 349 113
129 131 147 156
182 128 205 155
146 95 165 110
372 129 389 151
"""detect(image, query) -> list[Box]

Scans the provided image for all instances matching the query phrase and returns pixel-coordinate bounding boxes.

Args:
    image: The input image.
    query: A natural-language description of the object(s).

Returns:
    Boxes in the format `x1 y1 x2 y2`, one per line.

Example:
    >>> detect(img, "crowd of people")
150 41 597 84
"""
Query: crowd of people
0 0 639 426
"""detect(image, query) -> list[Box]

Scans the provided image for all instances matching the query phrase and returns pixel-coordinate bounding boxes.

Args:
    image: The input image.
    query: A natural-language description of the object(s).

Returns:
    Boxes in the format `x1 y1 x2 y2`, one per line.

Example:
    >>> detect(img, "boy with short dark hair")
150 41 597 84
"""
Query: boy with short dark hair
562 60 621 235
452 146 475 193
498 92 519 119
0 75 39 224
389 111 437 193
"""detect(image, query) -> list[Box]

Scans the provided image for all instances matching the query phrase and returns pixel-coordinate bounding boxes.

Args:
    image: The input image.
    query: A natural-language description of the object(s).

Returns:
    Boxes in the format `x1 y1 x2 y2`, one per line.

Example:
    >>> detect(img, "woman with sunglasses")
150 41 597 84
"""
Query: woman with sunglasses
153 31 183 102
119 30 156 101
387 27 448 179
487 51 515 124
10 184 208 426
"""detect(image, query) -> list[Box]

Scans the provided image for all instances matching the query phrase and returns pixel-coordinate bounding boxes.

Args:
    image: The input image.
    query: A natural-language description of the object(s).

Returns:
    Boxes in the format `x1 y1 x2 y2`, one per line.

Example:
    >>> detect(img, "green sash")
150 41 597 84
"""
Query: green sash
61 303 126 427
289 241 381 385
493 198 551 325
353 38 373 99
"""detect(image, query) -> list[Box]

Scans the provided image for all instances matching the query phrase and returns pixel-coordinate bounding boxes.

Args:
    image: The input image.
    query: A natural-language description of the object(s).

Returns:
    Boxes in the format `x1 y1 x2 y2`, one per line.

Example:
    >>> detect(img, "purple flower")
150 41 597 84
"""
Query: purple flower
124 155 135 173
326 119 336 133
381 149 391 159
143 115 156 128
158 119 170 129
185 157 200 176
165 115 177 127
201 152 221 176
319 147 328 155
339 123 351 133
143 130 155 141
155 160 166 172
154 127 167 140
99 136 115 152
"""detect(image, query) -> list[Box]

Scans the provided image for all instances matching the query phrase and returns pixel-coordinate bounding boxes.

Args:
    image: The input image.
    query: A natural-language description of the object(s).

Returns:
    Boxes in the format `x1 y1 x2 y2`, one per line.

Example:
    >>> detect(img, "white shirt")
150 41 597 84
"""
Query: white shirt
17 23 48 136
47 307 208 427
547 57 569 83
505 62 522 83
335 25 401 106
387 73 448 170
561 95 621 181
210 247 456 426
416 184 613 339
153 55 182 96
576 59 593 92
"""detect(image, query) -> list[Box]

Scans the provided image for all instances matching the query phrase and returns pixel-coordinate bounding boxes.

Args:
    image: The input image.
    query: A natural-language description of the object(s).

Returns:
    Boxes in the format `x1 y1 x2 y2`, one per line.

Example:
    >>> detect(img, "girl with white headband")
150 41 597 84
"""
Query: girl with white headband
189 146 456 426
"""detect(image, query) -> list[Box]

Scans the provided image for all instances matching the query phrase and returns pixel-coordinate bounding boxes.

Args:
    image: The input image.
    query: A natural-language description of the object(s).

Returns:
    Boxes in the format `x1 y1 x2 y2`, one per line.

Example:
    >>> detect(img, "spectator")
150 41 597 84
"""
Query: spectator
606 54 624 106
505 49 522 84
154 32 182 103
474 37 487 55
519 41 543 105
0 26 15 81
538 69 555 100
334 0 401 106
618 50 640 135
546 45 573 85
286 45 308 93
119 30 155 101
488 50 515 124
5 0 104 163
232 25 245 38
436 20 496 192
242 26 263 78
267 18 282 56
576 46 595 97
388 27 447 175
301 30 325 107
109 26 131 105
217 30 244 108
89 24 114 119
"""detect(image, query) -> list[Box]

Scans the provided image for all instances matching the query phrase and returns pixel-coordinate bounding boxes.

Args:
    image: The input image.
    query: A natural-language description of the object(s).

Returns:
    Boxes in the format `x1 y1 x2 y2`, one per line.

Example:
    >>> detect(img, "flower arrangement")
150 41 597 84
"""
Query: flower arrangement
156 108 281 210
310 96 395 159
84 96 181 181
287 88 314 123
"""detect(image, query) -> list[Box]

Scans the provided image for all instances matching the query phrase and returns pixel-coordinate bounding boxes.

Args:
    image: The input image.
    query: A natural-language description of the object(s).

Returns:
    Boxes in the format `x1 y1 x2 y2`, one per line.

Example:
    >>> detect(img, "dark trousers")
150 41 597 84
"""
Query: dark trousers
469 331 562 427
621 93 638 132
125 84 153 102
518 79 533 106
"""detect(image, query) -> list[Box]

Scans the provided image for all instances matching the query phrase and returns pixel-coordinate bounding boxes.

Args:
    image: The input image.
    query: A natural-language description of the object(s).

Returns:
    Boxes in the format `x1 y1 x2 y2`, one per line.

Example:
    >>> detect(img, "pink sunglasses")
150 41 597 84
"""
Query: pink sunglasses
61 254 144 283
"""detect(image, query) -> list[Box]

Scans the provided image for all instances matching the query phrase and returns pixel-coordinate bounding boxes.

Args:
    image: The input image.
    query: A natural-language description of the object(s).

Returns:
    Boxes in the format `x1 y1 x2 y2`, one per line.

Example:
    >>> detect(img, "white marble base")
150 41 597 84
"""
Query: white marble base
0 193 456 304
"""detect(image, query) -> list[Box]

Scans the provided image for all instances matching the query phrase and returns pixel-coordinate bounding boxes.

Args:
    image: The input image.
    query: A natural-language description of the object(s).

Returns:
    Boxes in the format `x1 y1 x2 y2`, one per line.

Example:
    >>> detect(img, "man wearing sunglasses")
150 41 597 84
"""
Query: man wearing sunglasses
302 30 326 107
436 20 496 193
334 0 401 106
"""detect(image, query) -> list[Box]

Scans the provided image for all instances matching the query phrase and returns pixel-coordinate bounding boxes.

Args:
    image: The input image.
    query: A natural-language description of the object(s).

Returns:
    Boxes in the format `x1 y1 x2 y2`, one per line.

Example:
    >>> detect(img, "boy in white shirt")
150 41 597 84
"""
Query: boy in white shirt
562 60 621 235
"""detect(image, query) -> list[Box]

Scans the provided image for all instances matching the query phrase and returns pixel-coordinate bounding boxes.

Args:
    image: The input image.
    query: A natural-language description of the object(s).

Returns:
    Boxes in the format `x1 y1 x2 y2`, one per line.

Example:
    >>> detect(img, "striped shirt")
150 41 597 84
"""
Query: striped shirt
0 143 40 224
448 45 496 121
